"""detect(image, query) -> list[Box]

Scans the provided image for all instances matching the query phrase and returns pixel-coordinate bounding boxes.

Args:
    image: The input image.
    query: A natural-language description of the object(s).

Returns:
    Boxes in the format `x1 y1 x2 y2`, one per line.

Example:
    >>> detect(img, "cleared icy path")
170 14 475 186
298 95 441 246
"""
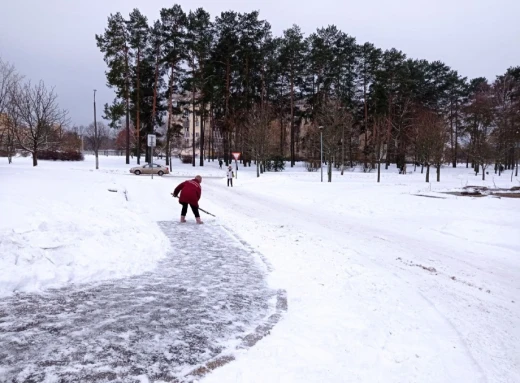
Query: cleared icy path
0 221 284 382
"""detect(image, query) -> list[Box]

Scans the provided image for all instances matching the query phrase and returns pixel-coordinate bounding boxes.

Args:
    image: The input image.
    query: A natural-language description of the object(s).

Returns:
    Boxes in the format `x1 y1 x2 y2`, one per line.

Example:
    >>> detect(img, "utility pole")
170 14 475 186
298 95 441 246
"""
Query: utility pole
94 89 98 170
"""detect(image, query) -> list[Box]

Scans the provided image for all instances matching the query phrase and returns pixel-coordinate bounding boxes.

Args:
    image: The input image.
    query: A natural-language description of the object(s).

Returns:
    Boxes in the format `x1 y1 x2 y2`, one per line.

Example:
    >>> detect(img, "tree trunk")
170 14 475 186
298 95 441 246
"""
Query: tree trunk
279 112 284 156
425 164 430 182
192 85 196 167
349 137 354 167
200 101 204 166
328 158 332 182
436 164 440 182
166 125 171 169
224 59 231 166
32 151 38 167
385 90 392 170
290 68 295 167
210 108 214 161
481 164 486 180
450 98 455 167
341 123 345 175
125 47 130 165
377 159 381 183
136 47 141 165
453 98 459 167
7 135 12 164
364 75 368 169
151 42 161 164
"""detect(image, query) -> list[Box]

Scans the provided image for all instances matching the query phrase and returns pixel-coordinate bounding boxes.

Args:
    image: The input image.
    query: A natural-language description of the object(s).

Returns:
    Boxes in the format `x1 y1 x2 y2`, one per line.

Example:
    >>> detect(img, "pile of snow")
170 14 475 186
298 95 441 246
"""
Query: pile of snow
0 157 171 297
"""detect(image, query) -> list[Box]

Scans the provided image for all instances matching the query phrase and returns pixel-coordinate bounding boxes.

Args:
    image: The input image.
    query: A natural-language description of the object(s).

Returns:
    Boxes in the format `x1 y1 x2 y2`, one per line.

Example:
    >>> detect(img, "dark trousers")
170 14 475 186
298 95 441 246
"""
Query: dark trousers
227 178 233 187
181 203 200 218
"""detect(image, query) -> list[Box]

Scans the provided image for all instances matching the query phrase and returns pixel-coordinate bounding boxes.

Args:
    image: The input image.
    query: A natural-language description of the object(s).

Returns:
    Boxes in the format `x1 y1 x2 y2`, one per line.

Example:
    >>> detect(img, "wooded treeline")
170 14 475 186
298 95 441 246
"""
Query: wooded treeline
95 5 519 179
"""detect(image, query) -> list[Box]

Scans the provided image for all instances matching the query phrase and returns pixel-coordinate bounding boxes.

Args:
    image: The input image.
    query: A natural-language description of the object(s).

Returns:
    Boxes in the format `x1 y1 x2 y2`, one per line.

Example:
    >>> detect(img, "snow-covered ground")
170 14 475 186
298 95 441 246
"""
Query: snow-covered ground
0 156 174 297
1 155 519 382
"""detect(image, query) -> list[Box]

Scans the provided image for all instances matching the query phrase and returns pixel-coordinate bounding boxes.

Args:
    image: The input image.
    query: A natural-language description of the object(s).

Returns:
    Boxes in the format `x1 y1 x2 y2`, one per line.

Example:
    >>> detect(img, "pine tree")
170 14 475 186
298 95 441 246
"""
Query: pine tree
212 11 241 165
186 8 213 166
445 71 468 167
279 25 307 166
96 12 132 164
463 78 494 179
127 8 149 164
160 5 187 166
356 42 381 168
148 20 165 158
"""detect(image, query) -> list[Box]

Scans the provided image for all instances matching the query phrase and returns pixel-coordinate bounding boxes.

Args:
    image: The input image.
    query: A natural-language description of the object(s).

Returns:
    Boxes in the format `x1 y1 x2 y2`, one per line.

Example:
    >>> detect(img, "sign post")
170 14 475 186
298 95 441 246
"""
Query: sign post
232 152 241 179
148 134 156 179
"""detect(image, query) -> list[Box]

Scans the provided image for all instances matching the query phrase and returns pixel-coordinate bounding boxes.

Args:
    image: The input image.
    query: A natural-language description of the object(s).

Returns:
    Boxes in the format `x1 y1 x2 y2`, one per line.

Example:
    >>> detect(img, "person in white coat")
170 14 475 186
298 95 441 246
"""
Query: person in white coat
226 165 234 187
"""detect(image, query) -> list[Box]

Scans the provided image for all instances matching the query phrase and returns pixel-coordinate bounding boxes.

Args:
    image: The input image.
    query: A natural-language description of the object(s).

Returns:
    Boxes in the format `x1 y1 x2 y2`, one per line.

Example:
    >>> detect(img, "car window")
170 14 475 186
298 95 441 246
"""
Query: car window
143 165 148 168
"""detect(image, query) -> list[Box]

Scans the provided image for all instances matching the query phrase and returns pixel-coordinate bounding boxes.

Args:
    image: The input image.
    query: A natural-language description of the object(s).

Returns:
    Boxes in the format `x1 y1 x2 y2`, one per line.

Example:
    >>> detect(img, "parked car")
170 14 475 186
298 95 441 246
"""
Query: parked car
130 163 169 176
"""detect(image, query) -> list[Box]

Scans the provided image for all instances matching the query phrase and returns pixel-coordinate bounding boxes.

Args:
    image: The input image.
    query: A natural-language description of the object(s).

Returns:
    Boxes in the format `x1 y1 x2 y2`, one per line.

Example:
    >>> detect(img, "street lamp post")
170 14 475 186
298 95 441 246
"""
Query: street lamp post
93 89 98 170
319 126 324 182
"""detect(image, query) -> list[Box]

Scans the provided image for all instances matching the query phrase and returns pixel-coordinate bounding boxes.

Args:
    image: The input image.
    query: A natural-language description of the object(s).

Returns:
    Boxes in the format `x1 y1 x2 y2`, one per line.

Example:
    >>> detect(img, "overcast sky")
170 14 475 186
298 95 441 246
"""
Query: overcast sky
1 0 519 126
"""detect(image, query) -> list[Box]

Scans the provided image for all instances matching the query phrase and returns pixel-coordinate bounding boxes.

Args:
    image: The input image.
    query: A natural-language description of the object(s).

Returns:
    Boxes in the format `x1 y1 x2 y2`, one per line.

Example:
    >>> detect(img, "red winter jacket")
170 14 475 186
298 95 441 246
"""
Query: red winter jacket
173 179 202 206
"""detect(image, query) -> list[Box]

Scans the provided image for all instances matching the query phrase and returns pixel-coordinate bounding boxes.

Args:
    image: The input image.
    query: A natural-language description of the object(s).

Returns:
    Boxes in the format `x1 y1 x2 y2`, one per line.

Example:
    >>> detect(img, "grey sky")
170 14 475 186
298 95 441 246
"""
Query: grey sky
1 0 518 126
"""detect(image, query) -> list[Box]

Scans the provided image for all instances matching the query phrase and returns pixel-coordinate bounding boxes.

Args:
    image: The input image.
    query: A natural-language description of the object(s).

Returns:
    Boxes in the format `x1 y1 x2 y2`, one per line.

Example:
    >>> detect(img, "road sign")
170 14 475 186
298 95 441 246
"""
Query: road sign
147 134 156 147
231 152 241 179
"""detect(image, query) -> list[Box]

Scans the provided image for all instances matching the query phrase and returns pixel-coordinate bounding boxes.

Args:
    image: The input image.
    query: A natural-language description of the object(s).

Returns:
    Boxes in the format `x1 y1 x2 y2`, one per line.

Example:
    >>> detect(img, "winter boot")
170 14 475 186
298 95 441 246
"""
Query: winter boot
196 217 204 224
180 216 186 223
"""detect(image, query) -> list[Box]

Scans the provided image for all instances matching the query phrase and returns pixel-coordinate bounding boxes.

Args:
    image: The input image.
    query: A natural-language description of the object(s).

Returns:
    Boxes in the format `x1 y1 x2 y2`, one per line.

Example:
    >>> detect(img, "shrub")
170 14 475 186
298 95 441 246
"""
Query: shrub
305 161 320 172
264 156 285 172
38 150 84 161
181 155 193 164
271 156 285 172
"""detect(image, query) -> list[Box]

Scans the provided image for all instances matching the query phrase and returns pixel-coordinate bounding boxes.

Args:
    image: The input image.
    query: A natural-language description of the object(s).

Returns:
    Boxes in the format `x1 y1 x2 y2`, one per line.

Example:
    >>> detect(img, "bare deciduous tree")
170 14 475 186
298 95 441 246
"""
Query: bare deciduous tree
11 81 69 166
464 83 495 180
0 58 23 163
314 100 352 182
244 104 274 178
416 109 447 182
372 116 388 183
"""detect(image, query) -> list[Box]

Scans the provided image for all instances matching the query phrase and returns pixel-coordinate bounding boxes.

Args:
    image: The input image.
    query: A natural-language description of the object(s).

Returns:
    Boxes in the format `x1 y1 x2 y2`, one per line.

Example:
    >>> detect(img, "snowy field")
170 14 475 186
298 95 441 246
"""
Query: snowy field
1 155 519 382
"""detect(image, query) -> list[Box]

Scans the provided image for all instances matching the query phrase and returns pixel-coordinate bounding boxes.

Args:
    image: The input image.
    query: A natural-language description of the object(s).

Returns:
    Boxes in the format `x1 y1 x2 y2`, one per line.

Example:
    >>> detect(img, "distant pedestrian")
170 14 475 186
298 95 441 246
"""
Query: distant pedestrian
219 159 223 169
227 165 234 187
172 175 203 224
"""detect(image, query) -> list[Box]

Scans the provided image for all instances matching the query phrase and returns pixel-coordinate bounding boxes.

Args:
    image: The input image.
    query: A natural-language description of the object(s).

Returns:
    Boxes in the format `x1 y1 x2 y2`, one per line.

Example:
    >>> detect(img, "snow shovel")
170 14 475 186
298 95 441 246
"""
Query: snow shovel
171 194 216 217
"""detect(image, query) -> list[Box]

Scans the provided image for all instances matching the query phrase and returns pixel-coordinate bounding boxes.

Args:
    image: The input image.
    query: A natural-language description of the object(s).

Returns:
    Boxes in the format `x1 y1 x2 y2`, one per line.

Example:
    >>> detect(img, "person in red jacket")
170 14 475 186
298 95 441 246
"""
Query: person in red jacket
172 175 203 224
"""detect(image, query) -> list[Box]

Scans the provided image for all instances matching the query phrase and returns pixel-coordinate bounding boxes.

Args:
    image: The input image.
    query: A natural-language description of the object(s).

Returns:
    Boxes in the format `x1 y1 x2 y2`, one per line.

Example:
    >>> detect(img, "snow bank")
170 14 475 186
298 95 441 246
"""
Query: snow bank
0 158 171 297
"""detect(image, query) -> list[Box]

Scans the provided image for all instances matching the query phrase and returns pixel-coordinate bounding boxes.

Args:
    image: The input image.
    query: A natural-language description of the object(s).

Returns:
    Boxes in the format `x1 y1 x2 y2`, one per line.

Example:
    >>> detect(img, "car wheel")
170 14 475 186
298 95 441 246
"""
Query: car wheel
134 170 141 175
158 171 164 176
